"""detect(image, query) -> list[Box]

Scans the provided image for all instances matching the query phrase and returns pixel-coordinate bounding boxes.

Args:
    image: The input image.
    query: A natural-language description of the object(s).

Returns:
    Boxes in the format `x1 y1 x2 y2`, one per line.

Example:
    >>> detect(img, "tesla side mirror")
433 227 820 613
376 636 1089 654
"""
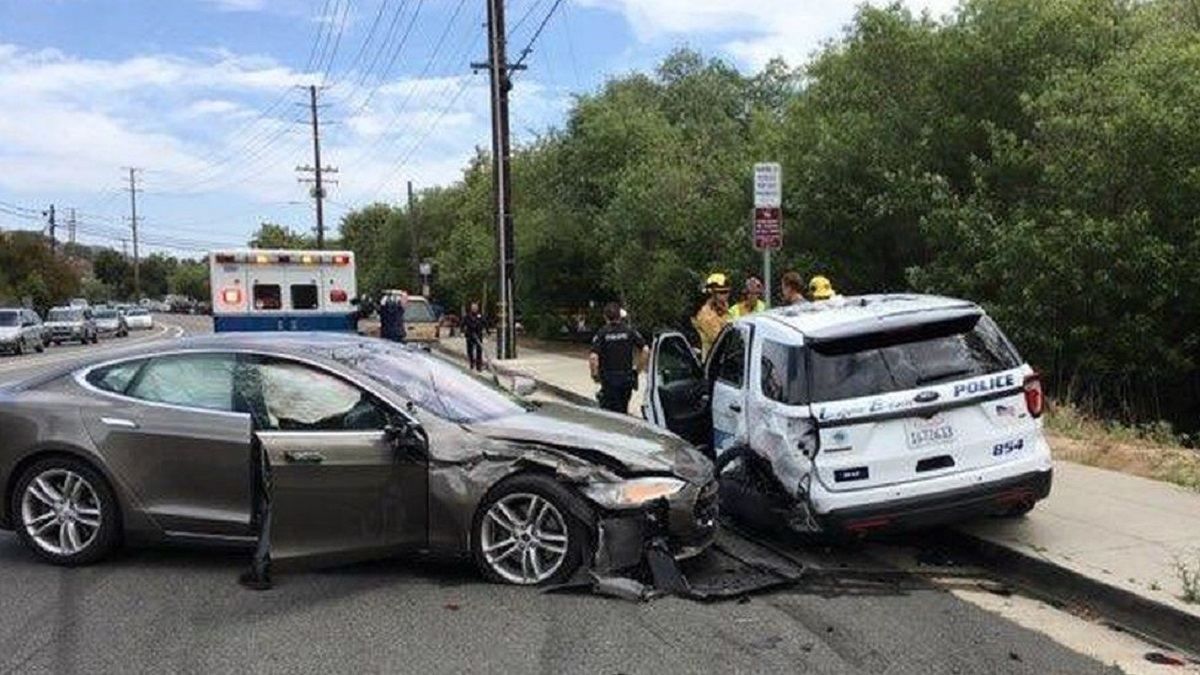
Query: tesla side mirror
513 376 538 397
384 422 428 458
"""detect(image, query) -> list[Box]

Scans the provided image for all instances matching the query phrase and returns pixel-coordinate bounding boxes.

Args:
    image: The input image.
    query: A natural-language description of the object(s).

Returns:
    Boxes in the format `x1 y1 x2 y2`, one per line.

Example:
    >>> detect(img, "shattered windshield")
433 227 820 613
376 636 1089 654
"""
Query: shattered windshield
327 342 533 423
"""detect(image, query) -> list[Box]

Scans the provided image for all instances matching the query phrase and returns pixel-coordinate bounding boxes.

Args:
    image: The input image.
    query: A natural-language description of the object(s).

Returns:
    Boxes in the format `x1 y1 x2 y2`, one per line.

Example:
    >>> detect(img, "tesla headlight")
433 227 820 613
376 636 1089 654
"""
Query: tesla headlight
581 477 687 509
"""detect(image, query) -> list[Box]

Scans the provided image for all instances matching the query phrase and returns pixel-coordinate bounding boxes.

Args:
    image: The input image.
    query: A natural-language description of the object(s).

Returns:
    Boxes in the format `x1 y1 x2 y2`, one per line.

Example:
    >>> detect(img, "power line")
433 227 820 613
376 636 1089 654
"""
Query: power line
510 0 565 72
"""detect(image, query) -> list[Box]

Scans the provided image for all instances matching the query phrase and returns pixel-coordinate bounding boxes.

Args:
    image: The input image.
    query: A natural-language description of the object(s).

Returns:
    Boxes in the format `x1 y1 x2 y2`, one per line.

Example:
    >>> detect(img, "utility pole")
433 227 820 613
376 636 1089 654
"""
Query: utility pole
473 0 524 360
296 84 338 248
124 167 142 298
44 204 56 253
407 181 419 289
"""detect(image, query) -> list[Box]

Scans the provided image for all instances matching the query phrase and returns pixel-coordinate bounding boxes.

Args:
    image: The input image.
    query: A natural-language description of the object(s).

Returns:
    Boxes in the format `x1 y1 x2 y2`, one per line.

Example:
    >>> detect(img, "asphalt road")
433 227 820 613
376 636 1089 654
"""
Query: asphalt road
0 318 1139 674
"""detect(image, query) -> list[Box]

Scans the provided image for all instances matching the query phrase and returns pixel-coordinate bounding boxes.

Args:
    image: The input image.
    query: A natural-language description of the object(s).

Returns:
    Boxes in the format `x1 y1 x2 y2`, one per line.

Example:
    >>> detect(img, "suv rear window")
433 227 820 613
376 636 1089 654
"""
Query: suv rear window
808 315 1020 403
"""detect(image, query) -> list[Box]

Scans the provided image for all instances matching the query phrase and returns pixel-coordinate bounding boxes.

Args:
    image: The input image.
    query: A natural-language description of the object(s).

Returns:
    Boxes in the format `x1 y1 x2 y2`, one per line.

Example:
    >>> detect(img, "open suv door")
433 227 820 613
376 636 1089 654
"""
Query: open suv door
643 332 710 450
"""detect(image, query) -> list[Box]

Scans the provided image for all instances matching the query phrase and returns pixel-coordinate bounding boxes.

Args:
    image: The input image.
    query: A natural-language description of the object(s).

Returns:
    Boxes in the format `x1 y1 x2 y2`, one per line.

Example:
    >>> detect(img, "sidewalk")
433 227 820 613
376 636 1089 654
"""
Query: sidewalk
435 334 1200 634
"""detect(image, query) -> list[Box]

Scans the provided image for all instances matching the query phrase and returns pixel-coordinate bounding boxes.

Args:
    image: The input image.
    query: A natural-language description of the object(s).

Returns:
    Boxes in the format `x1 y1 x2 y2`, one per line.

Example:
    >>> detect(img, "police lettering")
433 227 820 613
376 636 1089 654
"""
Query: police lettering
953 373 1016 398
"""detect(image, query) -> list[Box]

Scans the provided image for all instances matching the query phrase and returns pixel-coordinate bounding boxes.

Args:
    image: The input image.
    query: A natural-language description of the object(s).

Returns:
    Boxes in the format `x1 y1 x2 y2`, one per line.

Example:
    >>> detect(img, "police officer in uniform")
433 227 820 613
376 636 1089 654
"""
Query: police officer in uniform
589 302 648 414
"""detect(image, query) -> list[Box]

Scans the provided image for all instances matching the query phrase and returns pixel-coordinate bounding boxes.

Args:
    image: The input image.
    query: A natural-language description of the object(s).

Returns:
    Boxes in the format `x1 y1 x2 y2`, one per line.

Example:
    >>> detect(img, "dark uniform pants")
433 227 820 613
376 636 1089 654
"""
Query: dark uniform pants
466 336 484 371
598 372 637 414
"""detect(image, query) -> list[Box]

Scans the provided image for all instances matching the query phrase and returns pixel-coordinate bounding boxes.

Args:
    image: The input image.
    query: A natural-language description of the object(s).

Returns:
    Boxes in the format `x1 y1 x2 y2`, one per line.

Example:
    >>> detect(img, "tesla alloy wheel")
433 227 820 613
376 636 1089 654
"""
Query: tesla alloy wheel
13 458 119 565
474 475 588 586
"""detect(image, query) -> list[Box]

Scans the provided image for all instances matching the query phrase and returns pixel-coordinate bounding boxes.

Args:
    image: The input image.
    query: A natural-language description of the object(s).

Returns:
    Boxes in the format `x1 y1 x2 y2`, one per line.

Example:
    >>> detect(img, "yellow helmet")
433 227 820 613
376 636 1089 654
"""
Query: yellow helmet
809 275 835 300
704 272 730 293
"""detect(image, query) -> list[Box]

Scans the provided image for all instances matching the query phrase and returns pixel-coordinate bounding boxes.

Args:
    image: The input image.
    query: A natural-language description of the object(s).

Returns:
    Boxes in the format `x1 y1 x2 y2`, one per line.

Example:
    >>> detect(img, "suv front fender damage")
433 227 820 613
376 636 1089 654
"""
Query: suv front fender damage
719 405 823 535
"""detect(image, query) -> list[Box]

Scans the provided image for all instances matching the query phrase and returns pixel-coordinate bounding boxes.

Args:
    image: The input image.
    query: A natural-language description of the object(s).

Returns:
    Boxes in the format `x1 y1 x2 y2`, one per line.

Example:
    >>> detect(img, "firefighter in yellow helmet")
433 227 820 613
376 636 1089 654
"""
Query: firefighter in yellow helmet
692 272 731 359
808 275 837 301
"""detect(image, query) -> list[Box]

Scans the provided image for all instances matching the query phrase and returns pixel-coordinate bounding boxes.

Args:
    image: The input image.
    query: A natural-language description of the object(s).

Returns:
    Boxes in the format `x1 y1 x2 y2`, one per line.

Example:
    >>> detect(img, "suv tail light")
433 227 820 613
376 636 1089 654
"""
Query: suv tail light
329 289 348 303
1023 374 1044 418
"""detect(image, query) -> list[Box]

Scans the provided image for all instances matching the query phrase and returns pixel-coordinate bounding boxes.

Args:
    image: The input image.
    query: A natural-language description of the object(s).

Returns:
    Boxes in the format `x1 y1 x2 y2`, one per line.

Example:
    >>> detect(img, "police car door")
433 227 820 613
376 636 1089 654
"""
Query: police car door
707 324 751 457
643 332 709 448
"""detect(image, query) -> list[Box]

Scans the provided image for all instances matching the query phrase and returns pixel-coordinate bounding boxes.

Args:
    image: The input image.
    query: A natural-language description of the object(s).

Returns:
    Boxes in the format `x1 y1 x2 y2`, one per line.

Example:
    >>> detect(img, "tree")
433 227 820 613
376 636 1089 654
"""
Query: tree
169 259 209 301
93 249 129 289
249 222 313 249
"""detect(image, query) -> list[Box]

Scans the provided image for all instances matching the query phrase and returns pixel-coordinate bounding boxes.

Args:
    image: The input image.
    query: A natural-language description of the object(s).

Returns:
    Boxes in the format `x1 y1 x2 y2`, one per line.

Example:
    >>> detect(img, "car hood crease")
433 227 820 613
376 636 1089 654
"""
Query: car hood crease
464 401 712 484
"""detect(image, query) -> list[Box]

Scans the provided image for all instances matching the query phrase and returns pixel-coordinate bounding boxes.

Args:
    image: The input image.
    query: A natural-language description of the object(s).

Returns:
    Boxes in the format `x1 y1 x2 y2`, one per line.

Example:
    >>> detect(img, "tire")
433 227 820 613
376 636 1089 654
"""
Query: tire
35 341 45 353
52 340 61 347
472 474 590 586
11 456 121 566
91 334 99 344
14 340 24 356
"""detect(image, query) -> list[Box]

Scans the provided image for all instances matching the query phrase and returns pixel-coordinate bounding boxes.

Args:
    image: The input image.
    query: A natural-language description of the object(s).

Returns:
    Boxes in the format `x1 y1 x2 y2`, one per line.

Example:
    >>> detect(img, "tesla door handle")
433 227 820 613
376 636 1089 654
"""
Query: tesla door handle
728 403 742 412
100 417 138 429
284 451 325 464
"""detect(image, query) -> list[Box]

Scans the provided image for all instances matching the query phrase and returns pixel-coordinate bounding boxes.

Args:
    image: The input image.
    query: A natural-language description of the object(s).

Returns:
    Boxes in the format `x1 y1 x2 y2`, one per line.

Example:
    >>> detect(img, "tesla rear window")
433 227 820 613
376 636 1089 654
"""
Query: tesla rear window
87 360 145 394
127 355 236 411
808 315 1020 403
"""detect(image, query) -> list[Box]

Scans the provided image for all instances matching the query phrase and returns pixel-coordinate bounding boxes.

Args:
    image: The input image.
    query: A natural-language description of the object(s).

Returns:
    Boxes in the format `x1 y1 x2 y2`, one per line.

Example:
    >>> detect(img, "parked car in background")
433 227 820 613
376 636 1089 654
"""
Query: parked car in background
92 308 129 338
381 292 439 345
44 306 98 345
123 307 154 330
69 298 89 309
0 309 45 355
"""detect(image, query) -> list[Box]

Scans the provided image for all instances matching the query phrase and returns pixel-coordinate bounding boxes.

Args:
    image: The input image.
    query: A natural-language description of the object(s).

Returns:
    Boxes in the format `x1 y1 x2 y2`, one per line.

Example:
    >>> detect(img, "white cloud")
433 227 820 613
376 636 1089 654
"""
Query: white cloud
200 0 268 12
577 0 961 69
0 41 565 237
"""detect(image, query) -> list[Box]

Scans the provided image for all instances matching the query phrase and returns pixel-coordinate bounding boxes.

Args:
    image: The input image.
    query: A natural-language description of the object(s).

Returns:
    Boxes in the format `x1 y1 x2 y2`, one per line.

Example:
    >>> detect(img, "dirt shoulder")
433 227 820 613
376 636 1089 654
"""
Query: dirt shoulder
1046 405 1200 492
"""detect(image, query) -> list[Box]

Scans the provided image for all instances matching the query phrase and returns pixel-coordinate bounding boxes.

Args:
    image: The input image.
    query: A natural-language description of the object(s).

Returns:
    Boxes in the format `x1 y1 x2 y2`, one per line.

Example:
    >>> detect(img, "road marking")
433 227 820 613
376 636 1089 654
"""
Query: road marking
0 319 189 384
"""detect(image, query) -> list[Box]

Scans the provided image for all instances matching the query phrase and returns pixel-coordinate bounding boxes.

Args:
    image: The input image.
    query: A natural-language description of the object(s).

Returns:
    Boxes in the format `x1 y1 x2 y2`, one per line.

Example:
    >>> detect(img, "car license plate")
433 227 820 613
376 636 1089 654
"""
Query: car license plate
905 415 955 449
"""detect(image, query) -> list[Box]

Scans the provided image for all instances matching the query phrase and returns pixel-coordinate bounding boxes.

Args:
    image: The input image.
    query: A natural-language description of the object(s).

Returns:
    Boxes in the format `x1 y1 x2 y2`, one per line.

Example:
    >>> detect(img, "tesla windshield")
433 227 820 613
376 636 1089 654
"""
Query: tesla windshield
0 311 18 327
328 343 532 423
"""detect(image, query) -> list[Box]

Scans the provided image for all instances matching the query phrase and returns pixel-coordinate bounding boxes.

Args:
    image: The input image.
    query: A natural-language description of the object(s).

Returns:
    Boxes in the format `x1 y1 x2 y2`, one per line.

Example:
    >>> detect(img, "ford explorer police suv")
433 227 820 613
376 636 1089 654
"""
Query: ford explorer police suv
641 294 1052 535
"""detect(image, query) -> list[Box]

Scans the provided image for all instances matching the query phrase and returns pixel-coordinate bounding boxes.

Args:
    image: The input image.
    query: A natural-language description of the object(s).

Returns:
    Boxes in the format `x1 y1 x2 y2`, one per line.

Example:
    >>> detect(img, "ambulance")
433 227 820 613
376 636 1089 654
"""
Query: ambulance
209 249 358 332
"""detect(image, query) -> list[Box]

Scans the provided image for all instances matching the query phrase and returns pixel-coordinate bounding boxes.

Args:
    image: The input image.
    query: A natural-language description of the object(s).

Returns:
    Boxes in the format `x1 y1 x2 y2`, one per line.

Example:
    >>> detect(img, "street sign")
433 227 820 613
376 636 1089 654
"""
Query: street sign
753 163 783 251
754 162 781 208
753 207 783 250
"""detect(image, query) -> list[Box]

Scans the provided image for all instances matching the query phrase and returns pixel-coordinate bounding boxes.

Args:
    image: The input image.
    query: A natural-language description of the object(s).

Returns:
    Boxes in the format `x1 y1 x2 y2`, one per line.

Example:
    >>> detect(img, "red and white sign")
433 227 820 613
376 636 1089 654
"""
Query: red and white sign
753 163 783 251
754 207 783 250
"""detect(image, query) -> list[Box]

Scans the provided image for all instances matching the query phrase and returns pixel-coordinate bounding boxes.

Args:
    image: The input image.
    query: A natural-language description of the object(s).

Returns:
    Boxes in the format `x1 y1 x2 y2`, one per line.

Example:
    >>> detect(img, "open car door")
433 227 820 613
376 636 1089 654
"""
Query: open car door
240 356 429 572
643 331 710 449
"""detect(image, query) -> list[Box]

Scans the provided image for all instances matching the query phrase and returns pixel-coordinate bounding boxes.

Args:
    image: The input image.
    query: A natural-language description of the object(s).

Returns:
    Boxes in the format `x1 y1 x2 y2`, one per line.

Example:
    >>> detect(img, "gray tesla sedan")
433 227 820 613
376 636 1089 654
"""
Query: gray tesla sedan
0 333 716 585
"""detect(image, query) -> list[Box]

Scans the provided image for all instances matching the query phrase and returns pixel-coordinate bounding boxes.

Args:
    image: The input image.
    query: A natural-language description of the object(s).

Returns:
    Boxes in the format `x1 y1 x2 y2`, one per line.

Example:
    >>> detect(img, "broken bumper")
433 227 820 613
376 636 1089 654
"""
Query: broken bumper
593 479 719 571
819 469 1052 535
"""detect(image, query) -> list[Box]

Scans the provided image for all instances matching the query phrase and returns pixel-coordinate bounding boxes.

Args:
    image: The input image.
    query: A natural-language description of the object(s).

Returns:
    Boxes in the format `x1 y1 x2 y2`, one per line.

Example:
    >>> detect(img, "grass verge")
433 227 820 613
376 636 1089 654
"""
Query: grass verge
1046 402 1200 492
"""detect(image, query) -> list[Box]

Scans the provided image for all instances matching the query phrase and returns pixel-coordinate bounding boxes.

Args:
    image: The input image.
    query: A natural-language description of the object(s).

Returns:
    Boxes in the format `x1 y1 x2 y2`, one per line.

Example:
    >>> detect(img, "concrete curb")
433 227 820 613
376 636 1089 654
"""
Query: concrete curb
431 343 599 408
949 530 1200 656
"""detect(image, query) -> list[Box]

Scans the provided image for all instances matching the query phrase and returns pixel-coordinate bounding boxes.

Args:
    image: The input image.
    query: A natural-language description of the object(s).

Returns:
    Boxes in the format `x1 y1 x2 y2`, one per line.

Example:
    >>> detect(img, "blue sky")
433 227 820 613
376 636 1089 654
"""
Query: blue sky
0 0 955 257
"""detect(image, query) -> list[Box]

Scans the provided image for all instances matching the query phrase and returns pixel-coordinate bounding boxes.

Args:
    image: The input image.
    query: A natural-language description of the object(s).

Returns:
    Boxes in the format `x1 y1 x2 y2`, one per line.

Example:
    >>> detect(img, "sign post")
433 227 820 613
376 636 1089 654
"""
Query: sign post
753 162 783 308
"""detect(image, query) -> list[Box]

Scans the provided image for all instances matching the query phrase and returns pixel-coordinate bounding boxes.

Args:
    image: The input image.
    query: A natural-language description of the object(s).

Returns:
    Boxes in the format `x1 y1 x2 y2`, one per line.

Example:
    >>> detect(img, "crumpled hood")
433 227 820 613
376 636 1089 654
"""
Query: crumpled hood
466 401 713 485
0 327 19 337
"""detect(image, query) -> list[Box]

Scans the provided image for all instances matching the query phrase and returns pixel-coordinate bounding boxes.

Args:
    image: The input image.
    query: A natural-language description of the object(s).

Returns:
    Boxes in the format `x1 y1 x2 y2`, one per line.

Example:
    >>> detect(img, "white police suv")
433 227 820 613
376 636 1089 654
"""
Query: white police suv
641 294 1052 535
